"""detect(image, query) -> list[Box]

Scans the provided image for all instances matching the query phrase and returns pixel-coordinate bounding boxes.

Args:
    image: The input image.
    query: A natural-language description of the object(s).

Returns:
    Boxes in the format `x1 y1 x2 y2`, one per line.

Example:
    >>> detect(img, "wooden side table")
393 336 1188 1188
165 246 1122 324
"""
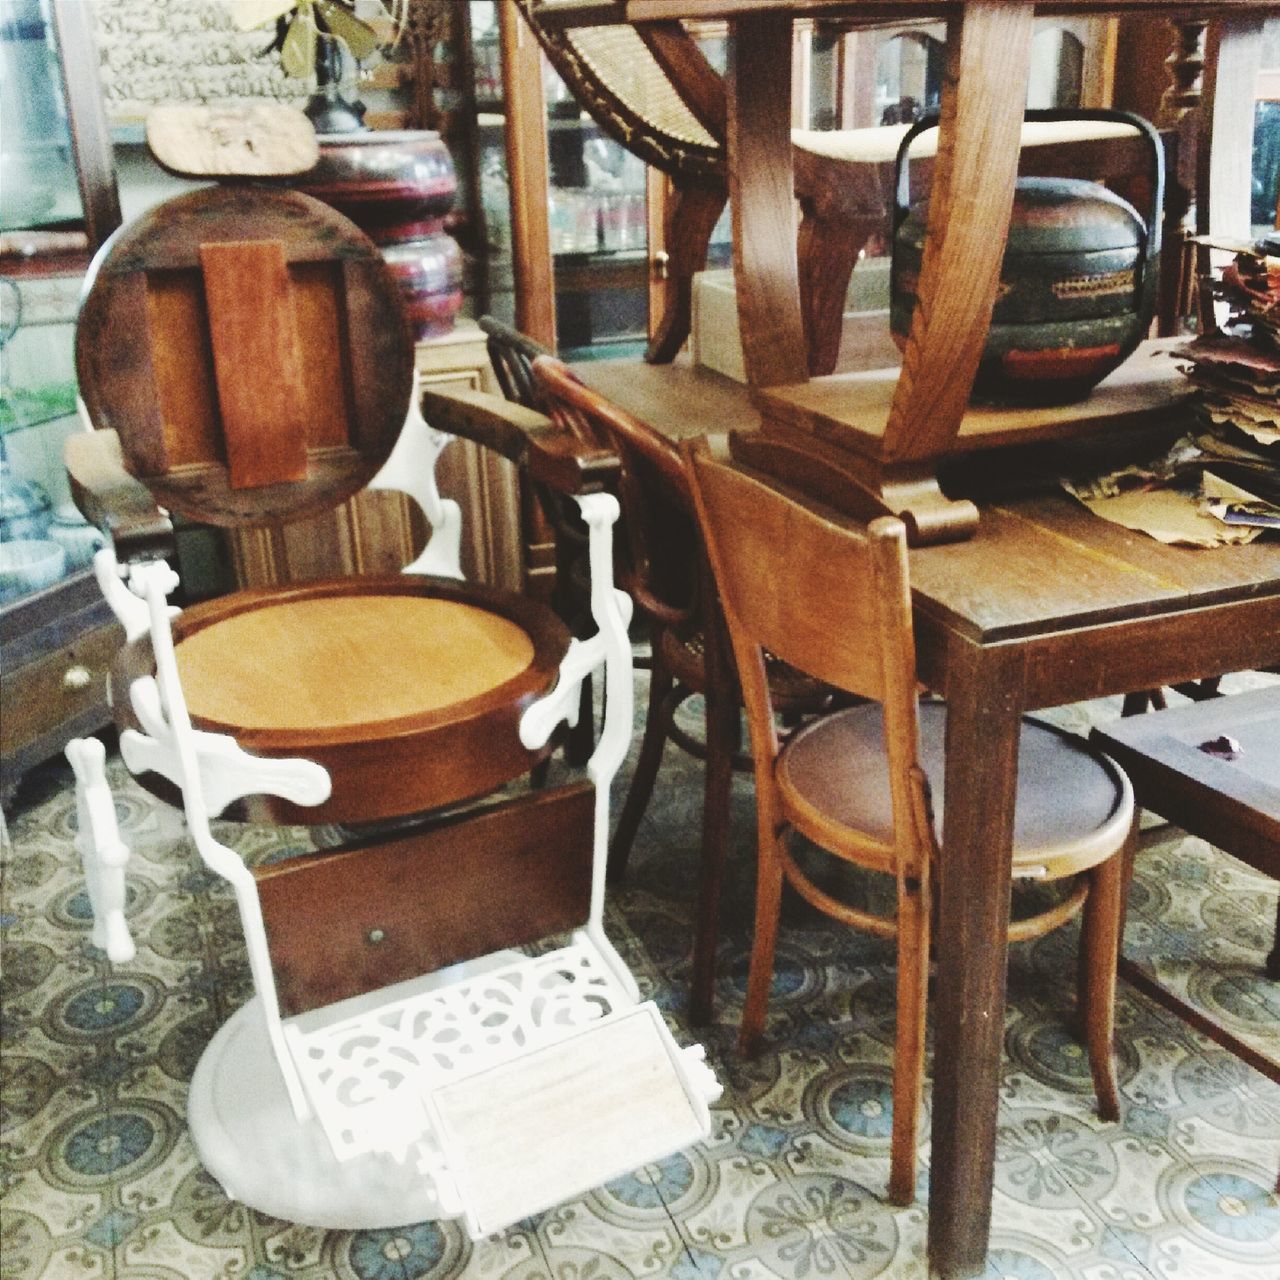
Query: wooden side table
1091 686 1280 1080
230 320 525 592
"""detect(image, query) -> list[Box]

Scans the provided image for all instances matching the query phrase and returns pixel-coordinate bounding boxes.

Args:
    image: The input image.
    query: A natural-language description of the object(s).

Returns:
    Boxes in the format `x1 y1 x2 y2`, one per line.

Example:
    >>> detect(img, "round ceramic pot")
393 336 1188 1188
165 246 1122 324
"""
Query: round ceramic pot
890 110 1163 406
0 464 51 542
0 538 66 600
295 131 463 341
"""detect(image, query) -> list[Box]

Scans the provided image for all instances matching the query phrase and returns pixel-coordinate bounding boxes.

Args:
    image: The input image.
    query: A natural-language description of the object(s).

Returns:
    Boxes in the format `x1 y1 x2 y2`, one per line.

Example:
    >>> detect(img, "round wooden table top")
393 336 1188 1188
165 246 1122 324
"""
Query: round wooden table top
175 594 537 732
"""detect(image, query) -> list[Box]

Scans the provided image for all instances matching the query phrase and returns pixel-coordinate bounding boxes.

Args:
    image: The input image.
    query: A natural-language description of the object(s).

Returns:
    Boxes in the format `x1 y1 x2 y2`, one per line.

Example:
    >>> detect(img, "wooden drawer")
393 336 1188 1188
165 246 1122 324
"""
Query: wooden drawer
1 618 123 760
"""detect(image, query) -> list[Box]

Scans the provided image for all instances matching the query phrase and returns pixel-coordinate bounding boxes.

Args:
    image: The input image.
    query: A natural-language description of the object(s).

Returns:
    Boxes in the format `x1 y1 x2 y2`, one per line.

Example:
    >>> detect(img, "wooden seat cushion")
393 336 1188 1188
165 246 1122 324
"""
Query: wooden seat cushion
779 702 1132 879
791 118 1138 165
177 596 536 731
113 577 571 825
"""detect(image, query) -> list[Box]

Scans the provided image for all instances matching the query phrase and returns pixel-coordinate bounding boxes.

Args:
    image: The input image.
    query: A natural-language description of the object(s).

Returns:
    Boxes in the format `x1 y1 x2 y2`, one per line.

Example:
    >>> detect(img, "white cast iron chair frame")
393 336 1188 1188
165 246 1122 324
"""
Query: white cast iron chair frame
65 379 719 1235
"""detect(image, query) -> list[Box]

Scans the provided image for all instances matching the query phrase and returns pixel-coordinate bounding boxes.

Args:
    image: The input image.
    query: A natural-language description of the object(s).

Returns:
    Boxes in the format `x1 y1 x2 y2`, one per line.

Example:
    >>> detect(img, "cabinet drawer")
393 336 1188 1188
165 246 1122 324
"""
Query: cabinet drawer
0 620 123 758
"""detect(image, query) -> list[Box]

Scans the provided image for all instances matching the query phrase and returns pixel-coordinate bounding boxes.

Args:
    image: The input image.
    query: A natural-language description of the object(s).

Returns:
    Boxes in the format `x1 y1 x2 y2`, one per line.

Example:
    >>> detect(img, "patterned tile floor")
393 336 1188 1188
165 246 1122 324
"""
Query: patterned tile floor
2 679 1279 1280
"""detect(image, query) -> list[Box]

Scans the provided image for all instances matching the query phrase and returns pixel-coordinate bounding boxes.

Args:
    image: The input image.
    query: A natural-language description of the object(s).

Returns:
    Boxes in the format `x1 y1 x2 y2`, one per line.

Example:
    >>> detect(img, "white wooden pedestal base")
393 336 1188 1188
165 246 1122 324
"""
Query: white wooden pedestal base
189 997 446 1230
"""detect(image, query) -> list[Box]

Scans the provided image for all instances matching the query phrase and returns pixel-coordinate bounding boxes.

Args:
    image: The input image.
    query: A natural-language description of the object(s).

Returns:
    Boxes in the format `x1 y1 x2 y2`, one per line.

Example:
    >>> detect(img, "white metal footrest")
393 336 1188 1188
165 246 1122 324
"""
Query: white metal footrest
283 938 719 1237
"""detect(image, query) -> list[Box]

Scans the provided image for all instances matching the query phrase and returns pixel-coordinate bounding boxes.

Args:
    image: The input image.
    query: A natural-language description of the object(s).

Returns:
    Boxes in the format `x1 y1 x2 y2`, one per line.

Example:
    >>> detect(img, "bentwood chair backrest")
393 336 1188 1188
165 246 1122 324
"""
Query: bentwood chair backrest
533 355 697 628
682 441 930 881
479 315 551 412
513 1 723 183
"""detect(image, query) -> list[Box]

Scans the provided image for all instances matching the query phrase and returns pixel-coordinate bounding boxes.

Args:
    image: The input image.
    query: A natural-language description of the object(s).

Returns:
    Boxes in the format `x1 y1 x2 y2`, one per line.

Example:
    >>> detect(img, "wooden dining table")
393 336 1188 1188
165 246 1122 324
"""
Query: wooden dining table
543 3 1280 1275
571 355 1280 1277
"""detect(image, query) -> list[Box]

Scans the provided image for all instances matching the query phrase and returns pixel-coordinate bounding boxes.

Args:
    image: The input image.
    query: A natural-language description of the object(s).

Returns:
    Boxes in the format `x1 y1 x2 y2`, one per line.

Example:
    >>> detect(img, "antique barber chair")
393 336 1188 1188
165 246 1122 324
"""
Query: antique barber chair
63 108 718 1237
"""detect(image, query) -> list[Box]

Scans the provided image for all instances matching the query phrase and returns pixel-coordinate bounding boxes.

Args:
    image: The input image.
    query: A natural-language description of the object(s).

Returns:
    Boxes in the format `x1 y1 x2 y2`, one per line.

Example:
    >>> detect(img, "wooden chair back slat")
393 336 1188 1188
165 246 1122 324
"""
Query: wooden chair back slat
199 240 308 489
479 315 550 411
683 448 895 702
683 443 930 878
533 355 696 626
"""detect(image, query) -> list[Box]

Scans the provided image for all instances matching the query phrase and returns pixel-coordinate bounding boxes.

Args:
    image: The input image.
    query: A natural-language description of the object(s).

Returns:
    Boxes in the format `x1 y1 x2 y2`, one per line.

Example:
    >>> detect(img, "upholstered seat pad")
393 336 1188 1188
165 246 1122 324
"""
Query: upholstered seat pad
176 595 537 732
780 701 1131 870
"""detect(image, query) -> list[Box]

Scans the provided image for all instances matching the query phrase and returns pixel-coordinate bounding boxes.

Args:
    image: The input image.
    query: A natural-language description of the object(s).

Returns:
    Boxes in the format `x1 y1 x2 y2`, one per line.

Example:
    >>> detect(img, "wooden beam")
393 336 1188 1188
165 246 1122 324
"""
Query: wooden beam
726 12 809 387
500 1 558 349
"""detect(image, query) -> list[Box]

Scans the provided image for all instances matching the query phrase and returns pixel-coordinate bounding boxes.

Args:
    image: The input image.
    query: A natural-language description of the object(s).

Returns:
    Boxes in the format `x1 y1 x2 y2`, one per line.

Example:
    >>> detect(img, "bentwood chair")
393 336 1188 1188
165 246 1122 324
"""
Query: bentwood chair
478 315 595 765
62 114 717 1239
684 440 1136 1204
533 355 837 1025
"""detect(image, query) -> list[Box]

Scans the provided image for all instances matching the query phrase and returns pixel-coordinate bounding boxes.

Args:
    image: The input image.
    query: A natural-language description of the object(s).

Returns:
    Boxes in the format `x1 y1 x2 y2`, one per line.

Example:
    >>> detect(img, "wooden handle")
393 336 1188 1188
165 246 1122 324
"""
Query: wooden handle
420 386 620 495
63 429 174 563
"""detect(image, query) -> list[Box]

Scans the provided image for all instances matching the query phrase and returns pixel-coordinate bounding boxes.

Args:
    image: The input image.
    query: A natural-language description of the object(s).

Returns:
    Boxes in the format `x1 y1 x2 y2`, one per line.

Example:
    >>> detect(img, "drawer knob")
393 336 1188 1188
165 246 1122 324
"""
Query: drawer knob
63 665 93 692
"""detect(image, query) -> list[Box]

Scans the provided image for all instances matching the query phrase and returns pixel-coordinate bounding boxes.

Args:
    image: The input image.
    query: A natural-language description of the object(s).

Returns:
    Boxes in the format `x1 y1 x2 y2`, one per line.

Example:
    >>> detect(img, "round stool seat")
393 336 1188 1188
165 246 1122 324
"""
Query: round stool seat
114 577 571 824
779 701 1133 879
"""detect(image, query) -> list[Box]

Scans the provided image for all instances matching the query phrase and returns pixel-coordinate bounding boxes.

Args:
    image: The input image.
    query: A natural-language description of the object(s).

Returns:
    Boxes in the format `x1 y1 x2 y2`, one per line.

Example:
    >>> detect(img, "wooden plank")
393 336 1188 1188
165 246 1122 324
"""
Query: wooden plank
339 257 413 457
291 261 353 449
1013 593 1280 707
907 494 1280 645
199 240 308 489
726 12 809 387
761 338 1191 457
575 355 766 442
146 270 223 468
500 0 557 348
433 1006 705 1236
85 271 169 477
881 1 1035 464
256 783 596 1016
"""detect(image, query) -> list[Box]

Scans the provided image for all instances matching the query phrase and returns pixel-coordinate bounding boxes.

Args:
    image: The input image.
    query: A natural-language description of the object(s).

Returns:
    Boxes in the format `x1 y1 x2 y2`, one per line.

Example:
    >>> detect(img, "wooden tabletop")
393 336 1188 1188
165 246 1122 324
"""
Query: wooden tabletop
573 354 1280 647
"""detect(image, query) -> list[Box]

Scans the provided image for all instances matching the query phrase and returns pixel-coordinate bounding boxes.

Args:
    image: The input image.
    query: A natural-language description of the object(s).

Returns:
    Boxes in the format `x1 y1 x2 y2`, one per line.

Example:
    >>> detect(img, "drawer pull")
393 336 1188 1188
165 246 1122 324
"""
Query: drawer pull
63 665 93 693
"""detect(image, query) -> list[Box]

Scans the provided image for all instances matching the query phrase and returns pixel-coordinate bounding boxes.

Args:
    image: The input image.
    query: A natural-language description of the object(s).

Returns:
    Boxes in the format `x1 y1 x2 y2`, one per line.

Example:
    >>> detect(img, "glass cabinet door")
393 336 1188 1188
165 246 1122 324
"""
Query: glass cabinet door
0 0 100 608
469 1 656 359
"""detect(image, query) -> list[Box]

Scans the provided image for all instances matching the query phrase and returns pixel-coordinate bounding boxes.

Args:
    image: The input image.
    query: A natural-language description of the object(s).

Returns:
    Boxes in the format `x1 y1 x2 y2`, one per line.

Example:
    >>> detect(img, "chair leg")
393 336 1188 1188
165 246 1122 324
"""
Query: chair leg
66 736 136 965
1266 897 1280 980
889 874 930 1205
689 670 736 1025
565 671 596 768
608 651 674 883
796 206 875 378
1079 842 1130 1124
738 822 786 1057
645 177 728 365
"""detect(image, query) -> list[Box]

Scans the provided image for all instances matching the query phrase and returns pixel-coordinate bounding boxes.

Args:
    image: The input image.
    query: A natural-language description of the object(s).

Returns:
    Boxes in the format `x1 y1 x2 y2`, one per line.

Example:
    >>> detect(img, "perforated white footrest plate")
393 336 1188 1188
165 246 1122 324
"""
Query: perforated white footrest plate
284 938 719 1237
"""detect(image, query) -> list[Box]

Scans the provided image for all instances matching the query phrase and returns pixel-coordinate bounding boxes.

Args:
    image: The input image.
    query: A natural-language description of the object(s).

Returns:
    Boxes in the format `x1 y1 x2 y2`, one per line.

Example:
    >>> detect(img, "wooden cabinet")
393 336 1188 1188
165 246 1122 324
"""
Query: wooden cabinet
0 1 121 806
478 2 728 356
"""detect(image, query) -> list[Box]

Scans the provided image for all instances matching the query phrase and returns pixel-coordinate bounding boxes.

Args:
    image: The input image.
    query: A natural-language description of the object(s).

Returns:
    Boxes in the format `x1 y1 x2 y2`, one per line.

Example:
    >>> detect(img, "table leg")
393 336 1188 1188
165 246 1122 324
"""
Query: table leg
928 643 1024 1277
725 13 809 389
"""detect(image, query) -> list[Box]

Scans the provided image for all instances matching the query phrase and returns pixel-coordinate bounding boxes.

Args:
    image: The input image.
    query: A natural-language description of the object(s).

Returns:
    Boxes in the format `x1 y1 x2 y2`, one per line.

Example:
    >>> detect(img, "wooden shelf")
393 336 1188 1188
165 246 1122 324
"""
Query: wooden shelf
759 338 1192 461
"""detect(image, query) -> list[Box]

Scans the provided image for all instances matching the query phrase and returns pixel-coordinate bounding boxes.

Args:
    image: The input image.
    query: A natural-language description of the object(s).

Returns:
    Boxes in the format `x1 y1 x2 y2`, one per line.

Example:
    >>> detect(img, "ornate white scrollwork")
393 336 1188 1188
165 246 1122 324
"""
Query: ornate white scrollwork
370 368 464 579
65 736 135 964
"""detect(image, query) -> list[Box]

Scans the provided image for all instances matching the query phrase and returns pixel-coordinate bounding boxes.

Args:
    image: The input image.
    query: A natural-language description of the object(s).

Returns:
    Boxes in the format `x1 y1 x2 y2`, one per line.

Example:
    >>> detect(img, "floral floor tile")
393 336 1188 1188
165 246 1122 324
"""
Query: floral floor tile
3 673 1278 1279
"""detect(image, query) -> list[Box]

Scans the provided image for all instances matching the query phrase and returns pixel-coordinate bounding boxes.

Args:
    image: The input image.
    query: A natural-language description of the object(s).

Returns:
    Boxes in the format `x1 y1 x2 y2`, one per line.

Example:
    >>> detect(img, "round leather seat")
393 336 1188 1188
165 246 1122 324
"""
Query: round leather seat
779 701 1133 877
114 577 571 825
